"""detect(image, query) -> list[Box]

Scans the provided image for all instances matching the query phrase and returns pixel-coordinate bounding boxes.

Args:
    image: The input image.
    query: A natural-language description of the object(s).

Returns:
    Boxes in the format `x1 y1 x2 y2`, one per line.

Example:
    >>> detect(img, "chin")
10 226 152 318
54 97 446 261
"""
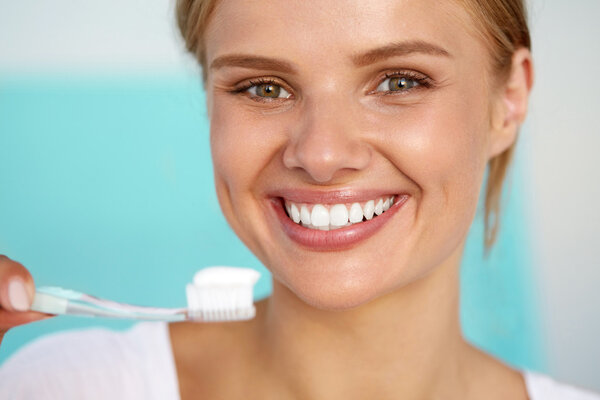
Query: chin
272 258 402 311
295 290 377 311
292 284 382 311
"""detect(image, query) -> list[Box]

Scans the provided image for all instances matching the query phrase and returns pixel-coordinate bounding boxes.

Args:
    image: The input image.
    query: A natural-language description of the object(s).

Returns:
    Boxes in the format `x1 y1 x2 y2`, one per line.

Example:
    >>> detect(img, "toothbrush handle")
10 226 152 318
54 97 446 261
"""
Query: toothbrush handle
65 302 186 321
32 287 187 321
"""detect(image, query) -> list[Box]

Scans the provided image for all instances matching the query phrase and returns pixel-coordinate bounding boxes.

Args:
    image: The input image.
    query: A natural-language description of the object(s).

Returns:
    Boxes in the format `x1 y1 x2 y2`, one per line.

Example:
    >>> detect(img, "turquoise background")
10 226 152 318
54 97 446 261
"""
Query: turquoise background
0 76 545 371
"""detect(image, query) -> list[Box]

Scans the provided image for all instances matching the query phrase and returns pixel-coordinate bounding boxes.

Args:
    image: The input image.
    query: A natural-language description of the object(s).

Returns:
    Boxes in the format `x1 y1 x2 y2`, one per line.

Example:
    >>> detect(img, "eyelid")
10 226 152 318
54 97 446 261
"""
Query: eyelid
370 70 433 95
227 70 432 100
233 77 294 100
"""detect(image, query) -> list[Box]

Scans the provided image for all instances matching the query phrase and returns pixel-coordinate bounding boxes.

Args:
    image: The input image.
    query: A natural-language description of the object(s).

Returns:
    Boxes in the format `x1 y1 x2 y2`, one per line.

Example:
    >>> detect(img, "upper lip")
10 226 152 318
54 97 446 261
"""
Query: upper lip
267 188 403 204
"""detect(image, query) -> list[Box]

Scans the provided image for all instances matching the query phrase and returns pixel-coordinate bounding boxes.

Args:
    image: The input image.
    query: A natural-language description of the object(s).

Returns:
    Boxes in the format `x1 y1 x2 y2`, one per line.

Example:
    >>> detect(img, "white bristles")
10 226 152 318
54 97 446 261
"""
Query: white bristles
186 266 260 322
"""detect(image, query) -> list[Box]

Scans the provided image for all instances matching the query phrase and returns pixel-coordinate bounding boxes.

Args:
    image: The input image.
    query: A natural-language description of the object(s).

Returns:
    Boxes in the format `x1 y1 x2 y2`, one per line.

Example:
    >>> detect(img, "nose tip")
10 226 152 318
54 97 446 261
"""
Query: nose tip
282 116 371 183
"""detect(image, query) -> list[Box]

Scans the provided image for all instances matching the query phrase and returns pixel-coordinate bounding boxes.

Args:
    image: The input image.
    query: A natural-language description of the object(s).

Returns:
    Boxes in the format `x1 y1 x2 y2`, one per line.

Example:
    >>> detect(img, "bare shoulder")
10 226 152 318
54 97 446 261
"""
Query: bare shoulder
169 319 255 365
169 313 263 399
462 343 530 400
466 345 600 400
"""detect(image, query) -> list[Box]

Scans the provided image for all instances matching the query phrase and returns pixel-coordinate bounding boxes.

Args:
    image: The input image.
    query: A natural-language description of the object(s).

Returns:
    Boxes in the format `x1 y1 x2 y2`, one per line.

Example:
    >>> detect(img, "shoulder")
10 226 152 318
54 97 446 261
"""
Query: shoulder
0 322 179 400
524 370 600 400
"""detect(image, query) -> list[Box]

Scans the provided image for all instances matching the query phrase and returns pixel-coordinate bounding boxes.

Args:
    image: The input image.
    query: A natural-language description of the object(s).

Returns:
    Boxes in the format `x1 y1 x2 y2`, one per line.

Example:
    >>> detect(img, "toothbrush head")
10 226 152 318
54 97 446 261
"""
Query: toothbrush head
185 266 260 322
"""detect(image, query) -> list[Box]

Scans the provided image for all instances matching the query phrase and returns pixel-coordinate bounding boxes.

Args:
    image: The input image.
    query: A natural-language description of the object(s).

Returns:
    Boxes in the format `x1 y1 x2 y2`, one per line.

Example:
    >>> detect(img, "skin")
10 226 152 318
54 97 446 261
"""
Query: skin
0 0 533 398
172 0 533 398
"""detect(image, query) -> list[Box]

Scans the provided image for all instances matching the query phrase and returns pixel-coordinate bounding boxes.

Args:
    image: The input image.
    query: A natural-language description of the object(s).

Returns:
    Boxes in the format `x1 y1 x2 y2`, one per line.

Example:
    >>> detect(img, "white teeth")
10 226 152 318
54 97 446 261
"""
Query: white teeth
311 204 330 227
383 197 390 211
290 203 300 223
300 205 311 225
285 195 398 230
329 204 349 227
349 203 363 223
364 200 375 220
374 199 383 216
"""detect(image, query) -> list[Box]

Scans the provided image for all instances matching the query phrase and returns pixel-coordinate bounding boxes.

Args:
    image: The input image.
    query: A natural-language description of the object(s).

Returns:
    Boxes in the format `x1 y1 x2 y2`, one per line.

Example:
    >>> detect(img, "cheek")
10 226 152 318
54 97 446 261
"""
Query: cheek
210 100 277 197
209 99 263 243
420 100 488 238
375 100 488 192
370 92 490 255
209 97 291 249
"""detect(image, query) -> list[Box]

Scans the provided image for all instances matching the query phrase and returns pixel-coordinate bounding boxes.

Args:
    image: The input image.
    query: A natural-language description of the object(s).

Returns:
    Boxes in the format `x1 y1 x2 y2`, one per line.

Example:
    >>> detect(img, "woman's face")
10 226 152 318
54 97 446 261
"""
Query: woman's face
204 0 510 309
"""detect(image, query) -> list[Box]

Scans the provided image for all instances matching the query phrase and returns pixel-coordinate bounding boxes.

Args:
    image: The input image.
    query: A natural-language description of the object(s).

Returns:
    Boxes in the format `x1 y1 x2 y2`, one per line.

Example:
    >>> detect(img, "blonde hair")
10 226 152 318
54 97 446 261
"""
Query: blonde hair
455 0 531 249
176 0 531 250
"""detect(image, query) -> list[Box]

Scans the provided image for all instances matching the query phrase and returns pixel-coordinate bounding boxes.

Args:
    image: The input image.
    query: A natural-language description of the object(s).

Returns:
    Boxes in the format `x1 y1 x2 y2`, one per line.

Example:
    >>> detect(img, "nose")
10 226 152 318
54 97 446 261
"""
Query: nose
282 98 371 183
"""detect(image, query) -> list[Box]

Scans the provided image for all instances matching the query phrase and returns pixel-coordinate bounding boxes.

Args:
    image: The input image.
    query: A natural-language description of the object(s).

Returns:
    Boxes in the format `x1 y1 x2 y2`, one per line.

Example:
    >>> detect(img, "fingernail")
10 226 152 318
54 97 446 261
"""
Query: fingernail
8 277 30 312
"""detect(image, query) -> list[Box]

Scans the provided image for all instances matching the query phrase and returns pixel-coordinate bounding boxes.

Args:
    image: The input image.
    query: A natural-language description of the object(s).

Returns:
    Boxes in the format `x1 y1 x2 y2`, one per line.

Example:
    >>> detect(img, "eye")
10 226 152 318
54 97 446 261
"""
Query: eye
375 76 420 93
247 82 291 99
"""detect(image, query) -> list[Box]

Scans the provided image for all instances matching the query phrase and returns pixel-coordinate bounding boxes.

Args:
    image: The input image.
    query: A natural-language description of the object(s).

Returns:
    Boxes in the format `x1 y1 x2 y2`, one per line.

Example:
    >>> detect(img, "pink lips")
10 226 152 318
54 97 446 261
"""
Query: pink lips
270 193 409 251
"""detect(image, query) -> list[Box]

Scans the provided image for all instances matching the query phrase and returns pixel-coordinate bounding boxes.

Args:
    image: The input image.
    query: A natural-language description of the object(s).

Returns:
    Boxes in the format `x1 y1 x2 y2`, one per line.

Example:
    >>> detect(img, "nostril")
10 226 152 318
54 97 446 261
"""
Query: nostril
283 145 370 183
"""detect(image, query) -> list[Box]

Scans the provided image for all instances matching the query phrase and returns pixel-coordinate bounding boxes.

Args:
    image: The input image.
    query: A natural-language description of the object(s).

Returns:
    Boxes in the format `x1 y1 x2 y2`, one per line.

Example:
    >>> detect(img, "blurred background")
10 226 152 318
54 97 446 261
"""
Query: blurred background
0 0 598 391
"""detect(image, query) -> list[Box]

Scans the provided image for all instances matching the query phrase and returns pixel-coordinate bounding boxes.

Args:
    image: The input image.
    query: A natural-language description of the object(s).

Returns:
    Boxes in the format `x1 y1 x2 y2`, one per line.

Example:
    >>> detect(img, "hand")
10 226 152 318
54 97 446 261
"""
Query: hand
0 255 53 344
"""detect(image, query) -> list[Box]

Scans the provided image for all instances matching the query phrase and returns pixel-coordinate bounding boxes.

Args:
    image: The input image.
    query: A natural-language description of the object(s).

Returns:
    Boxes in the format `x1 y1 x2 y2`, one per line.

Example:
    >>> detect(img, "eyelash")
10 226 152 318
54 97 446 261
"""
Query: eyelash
231 70 433 101
232 78 291 102
375 71 433 95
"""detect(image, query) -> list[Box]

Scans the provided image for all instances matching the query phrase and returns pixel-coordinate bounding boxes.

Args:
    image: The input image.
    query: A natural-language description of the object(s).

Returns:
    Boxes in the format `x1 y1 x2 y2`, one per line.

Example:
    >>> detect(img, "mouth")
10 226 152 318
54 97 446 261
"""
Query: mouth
269 191 410 251
283 195 396 231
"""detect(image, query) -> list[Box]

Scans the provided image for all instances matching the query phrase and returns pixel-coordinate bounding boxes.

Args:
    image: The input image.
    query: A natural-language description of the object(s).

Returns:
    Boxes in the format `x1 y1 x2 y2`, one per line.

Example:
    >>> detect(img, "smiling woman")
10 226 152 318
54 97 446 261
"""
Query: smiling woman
202 0 522 318
0 0 599 399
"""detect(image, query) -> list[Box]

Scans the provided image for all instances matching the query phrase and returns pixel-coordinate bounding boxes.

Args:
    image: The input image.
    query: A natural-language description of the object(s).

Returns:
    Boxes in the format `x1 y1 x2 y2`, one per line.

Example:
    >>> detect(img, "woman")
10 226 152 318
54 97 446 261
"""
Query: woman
1 0 598 398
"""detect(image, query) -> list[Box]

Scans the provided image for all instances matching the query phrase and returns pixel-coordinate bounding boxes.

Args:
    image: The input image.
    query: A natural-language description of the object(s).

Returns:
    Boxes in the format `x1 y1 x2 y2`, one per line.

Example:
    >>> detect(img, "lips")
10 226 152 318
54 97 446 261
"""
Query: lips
270 191 410 251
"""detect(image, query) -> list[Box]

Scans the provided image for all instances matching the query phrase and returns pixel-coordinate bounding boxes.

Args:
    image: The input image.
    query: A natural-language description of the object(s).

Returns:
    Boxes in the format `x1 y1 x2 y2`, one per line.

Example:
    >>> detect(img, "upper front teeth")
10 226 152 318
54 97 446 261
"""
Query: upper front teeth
329 204 348 226
311 204 330 227
349 203 362 223
290 203 300 223
284 196 396 231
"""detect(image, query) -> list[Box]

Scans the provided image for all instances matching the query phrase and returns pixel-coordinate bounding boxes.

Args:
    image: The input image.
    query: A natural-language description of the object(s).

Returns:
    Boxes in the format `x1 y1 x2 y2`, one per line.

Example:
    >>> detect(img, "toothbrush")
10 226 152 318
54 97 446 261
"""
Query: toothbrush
30 266 261 322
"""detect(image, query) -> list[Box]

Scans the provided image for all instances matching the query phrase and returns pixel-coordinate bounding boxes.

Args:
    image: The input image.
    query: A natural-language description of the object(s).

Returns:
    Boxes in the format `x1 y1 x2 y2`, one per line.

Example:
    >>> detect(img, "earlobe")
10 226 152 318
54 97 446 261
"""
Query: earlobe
488 47 534 158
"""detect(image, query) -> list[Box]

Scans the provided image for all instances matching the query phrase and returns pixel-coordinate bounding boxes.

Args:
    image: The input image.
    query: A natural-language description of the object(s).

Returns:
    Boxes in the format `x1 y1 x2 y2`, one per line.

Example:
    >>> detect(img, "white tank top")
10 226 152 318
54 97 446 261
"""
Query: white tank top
1 322 598 399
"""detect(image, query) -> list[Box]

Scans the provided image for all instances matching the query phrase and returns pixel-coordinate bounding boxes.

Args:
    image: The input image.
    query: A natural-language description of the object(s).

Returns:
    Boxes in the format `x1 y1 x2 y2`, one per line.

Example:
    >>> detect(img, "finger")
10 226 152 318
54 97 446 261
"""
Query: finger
0 255 36 312
0 310 54 331
0 311 54 344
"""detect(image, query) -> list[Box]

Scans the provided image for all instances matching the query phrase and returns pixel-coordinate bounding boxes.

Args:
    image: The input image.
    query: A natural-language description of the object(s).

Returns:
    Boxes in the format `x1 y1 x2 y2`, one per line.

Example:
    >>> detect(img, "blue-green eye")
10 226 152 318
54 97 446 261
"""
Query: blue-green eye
376 76 420 92
247 83 291 99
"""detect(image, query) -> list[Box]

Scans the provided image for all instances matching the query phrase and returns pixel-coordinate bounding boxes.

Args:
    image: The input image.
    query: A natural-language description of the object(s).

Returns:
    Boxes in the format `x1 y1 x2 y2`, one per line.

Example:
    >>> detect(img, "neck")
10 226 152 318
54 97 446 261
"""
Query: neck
255 245 471 399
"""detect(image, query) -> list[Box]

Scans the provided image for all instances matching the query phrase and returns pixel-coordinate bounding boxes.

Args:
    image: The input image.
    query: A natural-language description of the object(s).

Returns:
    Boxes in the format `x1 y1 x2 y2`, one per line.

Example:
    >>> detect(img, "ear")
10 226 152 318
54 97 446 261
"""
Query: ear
488 47 534 158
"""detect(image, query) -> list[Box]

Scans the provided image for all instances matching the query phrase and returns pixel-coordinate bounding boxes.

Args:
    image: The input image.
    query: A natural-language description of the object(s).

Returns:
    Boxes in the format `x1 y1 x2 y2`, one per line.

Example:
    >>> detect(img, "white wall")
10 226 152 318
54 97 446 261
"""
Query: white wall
0 0 196 76
526 0 600 390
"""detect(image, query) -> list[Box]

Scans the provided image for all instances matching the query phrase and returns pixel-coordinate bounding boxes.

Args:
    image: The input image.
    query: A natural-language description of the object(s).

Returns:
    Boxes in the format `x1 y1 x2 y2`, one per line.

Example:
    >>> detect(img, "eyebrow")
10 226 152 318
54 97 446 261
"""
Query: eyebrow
209 40 451 74
210 54 296 73
352 40 452 67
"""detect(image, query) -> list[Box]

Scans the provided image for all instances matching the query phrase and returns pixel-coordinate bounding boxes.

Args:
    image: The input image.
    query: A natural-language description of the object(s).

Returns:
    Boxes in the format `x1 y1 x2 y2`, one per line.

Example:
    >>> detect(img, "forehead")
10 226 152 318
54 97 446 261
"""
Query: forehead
204 0 484 67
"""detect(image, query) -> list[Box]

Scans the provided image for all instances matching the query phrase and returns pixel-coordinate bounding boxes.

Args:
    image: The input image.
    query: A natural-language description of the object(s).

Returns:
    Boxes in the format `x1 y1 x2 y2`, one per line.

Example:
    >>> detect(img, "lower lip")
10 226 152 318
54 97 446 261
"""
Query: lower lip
271 195 409 251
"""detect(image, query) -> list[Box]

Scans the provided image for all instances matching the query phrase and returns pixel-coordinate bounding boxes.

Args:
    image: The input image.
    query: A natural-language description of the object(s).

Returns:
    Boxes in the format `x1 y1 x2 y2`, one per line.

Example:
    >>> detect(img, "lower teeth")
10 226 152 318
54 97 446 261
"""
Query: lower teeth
294 214 376 231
